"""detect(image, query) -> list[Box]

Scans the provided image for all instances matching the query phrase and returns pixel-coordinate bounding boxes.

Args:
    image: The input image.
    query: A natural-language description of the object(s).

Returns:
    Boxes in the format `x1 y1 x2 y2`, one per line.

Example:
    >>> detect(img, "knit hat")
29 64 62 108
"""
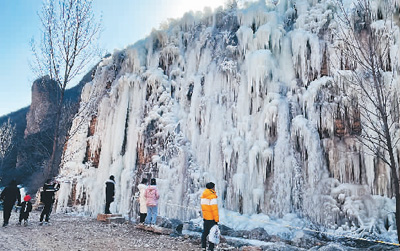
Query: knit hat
24 195 31 202
206 182 215 189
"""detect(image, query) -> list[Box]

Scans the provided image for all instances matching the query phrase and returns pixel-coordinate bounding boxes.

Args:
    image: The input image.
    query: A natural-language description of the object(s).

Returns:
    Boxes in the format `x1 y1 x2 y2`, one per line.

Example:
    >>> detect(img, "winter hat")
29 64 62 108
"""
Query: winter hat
150 178 156 185
141 178 148 184
109 175 115 181
206 182 215 189
24 195 31 202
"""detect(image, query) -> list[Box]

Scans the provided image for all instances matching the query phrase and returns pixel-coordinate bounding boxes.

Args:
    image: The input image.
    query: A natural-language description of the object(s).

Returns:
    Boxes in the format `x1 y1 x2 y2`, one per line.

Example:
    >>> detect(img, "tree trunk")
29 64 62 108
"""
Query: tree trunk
385 118 400 242
390 157 400 243
396 190 400 243
45 89 65 179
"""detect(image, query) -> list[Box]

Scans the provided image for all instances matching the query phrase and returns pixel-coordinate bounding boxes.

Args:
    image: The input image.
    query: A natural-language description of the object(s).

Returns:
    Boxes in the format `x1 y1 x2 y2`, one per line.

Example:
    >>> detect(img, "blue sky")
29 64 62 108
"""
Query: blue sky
0 0 226 117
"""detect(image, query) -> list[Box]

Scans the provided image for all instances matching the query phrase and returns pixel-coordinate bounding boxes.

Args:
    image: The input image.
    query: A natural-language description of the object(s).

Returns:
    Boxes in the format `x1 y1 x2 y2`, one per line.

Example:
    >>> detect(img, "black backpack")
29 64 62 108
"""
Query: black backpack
40 190 54 203
40 191 45 203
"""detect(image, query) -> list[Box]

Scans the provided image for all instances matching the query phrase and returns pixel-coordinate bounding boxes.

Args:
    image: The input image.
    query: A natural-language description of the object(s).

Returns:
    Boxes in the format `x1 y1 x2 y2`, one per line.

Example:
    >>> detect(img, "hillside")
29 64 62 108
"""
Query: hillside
0 70 91 187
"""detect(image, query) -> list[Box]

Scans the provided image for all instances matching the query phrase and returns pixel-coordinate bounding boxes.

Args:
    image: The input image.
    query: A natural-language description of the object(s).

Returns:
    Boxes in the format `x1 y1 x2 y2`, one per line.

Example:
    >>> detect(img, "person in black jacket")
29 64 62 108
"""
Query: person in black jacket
39 179 60 225
0 179 21 227
105 175 115 214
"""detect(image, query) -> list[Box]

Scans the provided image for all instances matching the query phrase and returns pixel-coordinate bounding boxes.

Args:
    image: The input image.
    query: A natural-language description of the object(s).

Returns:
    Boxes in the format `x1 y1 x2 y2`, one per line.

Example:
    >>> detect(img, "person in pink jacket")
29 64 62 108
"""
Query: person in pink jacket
144 178 159 226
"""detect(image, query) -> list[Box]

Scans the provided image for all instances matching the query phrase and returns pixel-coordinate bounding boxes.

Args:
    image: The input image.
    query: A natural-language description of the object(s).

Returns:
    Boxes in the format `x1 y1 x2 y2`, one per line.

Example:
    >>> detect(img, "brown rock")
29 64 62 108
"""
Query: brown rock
25 76 60 137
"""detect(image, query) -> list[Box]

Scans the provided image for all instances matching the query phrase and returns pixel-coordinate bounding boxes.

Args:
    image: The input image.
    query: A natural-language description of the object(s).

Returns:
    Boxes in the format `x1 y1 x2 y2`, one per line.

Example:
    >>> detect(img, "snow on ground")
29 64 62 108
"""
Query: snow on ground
0 209 398 250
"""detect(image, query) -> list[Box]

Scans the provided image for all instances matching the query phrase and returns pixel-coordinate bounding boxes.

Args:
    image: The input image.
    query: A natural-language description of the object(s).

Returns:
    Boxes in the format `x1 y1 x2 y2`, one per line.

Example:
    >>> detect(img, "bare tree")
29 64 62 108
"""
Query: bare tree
31 0 101 179
0 119 16 170
334 0 400 242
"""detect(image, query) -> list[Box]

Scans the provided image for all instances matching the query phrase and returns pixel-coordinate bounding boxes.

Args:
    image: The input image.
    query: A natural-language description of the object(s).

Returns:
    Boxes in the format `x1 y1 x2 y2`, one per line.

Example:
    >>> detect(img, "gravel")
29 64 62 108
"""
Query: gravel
0 210 204 251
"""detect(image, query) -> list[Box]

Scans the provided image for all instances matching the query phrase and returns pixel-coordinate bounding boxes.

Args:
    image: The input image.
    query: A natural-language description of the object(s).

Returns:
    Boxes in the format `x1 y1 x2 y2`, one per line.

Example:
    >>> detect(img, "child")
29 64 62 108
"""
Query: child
19 195 32 226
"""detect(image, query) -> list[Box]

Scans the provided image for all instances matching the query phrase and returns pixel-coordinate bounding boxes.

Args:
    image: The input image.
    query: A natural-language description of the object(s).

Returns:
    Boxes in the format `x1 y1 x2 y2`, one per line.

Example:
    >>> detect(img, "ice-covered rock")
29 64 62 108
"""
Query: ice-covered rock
55 0 400 244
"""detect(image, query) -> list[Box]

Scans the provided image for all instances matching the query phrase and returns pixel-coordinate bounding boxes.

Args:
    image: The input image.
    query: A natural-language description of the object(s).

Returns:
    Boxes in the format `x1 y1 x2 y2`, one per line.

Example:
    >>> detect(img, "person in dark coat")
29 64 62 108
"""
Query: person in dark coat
0 179 21 227
105 175 115 214
19 195 32 226
39 179 60 225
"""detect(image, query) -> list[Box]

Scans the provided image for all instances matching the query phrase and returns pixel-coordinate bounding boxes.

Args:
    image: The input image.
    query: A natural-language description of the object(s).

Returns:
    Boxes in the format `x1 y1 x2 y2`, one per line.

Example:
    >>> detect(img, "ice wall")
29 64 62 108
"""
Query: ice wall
56 0 400 234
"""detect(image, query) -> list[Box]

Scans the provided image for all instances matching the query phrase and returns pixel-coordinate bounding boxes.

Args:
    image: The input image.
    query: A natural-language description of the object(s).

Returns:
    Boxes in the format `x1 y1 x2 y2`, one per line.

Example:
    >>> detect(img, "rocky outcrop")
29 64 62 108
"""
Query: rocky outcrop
0 66 93 188
24 76 60 137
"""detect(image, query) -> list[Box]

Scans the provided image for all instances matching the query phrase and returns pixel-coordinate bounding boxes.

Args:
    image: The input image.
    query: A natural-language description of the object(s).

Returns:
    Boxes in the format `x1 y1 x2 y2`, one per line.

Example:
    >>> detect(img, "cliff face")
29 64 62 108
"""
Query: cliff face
0 72 89 187
0 77 59 185
56 0 400 239
24 76 60 136
18 74 90 189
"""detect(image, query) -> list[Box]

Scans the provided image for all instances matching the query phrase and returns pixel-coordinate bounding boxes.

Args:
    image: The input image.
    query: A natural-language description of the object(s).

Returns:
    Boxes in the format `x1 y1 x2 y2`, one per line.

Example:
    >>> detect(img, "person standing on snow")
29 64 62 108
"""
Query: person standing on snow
40 179 60 225
144 178 159 226
19 195 32 226
0 179 21 227
105 175 115 214
137 178 148 224
201 182 219 251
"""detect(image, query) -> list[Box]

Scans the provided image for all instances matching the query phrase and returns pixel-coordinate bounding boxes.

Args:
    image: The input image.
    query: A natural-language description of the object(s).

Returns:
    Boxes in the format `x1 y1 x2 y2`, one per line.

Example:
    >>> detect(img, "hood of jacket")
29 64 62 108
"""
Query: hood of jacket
201 188 217 199
106 179 115 185
147 185 157 191
138 184 147 191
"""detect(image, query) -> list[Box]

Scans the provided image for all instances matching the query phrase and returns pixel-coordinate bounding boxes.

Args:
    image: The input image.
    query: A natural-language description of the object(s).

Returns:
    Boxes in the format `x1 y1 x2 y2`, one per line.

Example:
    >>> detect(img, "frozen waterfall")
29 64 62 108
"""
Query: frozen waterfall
55 0 400 238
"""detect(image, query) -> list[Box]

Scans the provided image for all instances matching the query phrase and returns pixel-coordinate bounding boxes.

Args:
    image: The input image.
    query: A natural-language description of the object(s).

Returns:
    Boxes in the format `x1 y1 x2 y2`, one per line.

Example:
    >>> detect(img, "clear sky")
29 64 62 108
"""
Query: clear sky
0 0 227 117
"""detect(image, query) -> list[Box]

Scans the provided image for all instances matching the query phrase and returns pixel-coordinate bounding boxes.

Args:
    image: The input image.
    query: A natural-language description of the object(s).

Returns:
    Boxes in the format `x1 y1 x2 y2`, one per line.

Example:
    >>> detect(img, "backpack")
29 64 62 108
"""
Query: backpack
40 191 45 203
40 190 54 204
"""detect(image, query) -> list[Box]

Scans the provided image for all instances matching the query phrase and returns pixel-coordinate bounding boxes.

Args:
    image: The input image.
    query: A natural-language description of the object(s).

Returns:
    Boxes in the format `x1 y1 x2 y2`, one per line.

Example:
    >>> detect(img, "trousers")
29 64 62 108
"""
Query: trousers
201 219 216 250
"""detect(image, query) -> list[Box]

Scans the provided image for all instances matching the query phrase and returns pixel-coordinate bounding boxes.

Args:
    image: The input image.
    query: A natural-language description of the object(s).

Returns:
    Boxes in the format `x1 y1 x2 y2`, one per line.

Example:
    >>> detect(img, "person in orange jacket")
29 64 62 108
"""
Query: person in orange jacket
200 182 219 251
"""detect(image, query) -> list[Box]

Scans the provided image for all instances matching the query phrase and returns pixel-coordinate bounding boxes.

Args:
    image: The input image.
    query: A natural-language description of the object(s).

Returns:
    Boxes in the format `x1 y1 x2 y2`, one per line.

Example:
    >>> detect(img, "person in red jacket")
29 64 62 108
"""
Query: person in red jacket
201 182 219 251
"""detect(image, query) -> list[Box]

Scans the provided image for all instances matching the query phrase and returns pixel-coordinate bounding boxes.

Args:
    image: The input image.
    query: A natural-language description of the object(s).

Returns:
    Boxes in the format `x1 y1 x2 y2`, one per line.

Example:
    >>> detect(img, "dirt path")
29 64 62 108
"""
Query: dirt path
0 210 206 251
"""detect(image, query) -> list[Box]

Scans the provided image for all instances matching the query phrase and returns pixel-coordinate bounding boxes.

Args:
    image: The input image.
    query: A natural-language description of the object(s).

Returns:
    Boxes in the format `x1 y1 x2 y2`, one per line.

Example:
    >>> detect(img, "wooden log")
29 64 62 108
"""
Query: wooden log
97 214 123 222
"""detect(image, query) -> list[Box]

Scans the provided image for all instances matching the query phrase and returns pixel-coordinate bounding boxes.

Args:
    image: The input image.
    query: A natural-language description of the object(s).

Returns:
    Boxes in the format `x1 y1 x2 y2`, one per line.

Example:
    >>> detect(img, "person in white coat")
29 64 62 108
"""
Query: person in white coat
137 178 148 224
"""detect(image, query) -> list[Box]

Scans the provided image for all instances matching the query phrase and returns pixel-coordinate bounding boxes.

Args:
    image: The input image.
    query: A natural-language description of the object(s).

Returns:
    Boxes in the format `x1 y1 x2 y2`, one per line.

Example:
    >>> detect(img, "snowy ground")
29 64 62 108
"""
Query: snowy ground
1 209 398 251
0 210 204 251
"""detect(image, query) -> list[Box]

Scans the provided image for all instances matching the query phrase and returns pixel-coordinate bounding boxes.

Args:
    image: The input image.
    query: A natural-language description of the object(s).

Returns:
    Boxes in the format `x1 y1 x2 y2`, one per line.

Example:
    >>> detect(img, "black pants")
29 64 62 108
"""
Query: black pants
201 219 216 250
40 203 52 222
105 200 113 214
19 212 29 222
3 203 14 225
139 213 147 223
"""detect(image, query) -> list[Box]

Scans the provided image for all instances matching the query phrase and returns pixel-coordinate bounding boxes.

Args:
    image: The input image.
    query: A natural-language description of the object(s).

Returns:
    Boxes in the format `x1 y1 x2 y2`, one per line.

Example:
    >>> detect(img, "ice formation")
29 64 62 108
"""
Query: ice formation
55 0 400 240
